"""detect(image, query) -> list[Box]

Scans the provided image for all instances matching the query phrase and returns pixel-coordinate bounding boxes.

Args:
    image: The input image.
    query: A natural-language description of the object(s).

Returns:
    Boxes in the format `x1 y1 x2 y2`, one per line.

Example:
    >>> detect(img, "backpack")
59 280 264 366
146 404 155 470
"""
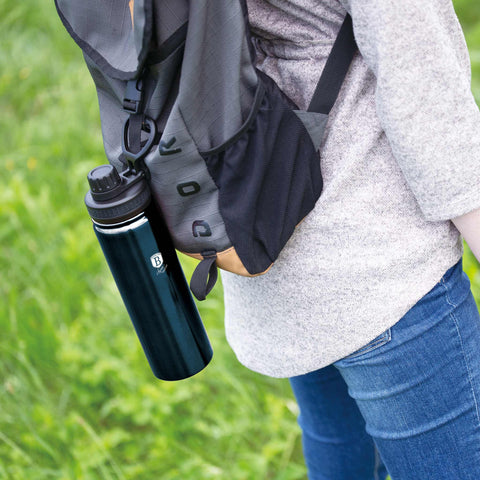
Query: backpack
55 0 357 300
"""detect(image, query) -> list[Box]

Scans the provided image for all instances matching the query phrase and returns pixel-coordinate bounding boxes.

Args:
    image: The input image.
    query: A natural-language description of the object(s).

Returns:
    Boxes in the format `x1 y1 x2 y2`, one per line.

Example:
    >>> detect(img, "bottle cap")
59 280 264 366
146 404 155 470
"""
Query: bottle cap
87 165 122 199
85 165 151 224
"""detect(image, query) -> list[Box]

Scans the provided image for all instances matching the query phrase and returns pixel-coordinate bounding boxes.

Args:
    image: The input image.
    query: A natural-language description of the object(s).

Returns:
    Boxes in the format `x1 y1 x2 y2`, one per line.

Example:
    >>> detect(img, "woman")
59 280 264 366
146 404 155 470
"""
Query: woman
221 0 480 478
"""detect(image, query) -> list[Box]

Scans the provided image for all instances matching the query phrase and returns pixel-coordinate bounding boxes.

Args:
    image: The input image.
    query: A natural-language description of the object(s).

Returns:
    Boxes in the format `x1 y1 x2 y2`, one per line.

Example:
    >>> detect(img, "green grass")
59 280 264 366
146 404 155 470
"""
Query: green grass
0 1 479 479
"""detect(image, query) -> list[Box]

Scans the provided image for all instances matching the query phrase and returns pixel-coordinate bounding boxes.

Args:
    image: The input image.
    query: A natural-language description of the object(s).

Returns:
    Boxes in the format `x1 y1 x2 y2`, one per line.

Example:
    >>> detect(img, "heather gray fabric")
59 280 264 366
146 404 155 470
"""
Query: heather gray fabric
221 0 480 377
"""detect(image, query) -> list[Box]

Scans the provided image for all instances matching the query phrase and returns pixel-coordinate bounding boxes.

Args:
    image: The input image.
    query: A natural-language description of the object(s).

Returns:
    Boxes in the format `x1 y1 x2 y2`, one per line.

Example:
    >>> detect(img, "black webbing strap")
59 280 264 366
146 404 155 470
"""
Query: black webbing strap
190 252 218 301
127 113 144 155
308 14 357 114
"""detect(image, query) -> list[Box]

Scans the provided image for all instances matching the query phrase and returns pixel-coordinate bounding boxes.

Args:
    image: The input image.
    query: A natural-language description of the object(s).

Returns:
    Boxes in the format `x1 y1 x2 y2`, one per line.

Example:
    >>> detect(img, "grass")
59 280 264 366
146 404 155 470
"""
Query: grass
0 1 479 479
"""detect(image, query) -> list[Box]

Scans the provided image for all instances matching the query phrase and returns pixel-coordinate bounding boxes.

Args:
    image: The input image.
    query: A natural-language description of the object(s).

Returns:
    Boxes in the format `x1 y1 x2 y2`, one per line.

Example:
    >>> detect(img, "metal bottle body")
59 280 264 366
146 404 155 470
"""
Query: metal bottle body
86 166 212 381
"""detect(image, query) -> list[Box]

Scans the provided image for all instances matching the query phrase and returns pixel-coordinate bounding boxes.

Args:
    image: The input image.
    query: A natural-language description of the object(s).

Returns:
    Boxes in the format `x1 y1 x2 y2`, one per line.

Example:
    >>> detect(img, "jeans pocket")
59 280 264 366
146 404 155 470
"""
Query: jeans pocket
338 328 392 362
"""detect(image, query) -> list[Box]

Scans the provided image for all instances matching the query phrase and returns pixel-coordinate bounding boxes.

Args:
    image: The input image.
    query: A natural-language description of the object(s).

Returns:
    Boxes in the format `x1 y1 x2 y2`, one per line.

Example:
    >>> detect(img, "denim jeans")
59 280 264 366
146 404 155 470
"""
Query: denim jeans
289 258 480 480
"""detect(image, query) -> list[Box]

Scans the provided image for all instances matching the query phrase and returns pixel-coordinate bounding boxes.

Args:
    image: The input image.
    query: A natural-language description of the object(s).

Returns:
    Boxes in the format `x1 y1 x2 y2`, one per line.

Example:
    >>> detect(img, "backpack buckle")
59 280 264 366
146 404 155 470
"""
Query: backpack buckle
123 78 144 114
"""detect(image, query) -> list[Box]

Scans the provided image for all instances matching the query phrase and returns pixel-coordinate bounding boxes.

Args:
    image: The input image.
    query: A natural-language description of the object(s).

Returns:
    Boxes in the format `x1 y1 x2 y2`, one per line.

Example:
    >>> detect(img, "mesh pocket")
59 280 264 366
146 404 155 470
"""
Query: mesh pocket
201 73 323 274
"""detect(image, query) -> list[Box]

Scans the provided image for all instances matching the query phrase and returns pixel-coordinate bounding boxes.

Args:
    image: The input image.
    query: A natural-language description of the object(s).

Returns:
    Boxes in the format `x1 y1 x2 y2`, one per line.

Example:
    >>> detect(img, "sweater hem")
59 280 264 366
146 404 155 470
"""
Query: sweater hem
226 251 464 379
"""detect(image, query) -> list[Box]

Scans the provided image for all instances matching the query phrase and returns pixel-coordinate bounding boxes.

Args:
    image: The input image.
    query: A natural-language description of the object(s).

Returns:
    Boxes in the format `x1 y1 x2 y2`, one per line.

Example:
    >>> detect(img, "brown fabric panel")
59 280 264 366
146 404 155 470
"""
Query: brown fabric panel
181 247 272 277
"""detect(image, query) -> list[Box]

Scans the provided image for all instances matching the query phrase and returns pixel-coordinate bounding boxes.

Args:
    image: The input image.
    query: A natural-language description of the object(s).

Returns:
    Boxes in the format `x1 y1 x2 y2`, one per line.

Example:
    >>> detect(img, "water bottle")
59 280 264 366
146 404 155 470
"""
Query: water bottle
84 164 213 381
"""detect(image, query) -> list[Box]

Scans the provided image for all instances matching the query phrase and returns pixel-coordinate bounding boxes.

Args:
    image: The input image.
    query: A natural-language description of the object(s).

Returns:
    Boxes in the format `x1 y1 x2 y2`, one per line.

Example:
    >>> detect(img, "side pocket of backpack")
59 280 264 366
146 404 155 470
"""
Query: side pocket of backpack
200 72 325 275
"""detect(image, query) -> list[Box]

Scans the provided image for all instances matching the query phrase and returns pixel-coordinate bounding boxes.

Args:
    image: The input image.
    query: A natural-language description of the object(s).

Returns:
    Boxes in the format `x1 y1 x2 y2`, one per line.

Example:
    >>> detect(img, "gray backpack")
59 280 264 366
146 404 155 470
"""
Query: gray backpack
55 0 356 299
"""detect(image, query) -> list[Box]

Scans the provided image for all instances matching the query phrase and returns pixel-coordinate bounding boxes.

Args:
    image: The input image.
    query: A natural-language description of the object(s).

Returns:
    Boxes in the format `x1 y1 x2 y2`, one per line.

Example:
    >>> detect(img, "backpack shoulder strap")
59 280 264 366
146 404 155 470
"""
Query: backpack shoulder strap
308 14 357 114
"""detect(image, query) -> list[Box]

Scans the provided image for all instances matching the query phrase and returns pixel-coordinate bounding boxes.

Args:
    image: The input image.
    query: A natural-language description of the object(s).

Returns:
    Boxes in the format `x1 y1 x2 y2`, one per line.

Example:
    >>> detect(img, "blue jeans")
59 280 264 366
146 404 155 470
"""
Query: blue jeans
289 259 480 480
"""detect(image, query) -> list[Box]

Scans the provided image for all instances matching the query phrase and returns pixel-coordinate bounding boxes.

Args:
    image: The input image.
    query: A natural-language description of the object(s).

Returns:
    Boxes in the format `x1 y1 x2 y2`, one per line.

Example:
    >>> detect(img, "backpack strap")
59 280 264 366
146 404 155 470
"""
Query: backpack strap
308 14 357 114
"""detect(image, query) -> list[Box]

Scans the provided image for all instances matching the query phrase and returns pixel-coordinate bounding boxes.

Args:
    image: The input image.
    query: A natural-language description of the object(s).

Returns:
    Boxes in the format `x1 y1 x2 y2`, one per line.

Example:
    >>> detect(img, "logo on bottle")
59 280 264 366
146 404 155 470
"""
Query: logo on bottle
150 253 166 273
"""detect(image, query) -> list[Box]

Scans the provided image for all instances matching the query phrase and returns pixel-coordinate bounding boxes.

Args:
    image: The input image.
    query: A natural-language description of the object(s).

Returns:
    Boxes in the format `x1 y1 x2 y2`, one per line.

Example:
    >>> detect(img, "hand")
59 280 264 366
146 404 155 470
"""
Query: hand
452 208 480 263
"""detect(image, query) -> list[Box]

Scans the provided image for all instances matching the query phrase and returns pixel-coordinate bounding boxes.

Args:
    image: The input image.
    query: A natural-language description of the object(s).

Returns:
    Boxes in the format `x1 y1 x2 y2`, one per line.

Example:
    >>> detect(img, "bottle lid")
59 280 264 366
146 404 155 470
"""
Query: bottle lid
87 165 122 198
85 165 151 224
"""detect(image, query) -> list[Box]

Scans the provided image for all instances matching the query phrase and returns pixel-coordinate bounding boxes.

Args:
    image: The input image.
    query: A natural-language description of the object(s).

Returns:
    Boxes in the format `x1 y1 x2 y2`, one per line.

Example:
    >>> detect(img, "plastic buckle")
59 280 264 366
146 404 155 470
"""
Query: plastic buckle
123 79 143 114
122 116 157 162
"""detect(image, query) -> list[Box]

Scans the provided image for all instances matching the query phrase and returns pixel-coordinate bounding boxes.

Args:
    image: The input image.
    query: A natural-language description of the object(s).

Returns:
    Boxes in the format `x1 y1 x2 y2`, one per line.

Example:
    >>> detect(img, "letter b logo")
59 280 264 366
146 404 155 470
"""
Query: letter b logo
150 253 164 268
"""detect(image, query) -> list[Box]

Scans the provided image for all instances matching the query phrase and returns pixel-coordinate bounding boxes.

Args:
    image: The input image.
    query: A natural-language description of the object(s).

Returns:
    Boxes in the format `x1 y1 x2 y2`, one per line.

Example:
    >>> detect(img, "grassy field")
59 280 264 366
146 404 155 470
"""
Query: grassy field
1 1 479 479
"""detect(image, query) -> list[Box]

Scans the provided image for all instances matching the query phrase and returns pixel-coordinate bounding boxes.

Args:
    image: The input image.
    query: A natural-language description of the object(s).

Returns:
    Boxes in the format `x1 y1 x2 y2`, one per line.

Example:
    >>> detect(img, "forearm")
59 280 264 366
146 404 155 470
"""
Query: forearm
452 208 480 263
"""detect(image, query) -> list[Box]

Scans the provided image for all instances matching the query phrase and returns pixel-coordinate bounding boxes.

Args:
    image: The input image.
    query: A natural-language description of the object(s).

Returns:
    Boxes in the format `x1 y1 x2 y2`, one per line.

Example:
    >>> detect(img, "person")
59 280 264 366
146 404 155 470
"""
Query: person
220 0 480 478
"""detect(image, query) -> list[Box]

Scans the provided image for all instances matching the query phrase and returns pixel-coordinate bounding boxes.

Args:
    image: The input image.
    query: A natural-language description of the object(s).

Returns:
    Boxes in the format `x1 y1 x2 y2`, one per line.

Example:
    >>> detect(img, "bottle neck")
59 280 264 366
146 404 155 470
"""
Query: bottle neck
93 212 147 233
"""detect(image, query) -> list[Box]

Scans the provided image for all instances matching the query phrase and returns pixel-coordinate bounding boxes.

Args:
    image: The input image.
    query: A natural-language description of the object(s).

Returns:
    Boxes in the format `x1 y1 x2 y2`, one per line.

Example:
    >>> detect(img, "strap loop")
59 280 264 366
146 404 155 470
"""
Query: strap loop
190 252 218 301
122 115 157 163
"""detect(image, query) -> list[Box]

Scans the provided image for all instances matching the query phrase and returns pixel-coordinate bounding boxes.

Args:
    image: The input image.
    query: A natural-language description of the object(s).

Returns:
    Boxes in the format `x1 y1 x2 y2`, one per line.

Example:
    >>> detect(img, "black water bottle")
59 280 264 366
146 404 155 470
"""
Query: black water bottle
84 164 213 381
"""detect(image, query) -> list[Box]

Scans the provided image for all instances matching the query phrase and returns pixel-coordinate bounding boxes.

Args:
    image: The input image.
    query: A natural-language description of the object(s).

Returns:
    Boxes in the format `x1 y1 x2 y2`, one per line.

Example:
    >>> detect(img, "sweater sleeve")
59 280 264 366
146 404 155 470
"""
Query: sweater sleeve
340 0 480 221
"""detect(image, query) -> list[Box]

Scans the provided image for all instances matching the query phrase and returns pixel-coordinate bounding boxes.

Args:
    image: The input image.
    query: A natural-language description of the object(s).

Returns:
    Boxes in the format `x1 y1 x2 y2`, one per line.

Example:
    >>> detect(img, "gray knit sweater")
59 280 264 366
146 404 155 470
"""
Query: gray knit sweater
220 0 480 378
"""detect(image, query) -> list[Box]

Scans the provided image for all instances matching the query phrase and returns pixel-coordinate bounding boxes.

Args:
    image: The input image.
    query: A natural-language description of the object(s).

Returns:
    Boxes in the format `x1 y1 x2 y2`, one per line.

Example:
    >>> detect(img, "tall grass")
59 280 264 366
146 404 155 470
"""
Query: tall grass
0 1 479 479
0 1 304 478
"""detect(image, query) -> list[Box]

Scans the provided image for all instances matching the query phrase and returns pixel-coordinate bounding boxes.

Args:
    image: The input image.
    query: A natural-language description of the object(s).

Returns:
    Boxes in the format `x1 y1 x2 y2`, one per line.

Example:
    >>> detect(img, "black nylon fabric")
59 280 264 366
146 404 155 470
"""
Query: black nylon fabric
202 71 322 274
